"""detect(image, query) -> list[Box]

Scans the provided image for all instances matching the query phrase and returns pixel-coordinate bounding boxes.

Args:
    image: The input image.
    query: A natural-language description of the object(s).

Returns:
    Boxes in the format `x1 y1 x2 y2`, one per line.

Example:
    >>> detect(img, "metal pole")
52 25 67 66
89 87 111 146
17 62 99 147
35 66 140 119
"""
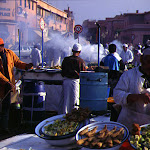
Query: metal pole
95 22 100 67
18 29 21 59
42 30 44 67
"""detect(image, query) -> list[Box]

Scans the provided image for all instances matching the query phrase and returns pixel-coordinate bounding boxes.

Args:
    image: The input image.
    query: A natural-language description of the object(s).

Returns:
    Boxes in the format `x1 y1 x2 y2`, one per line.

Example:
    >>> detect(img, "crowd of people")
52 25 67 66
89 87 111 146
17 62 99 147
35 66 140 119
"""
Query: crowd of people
101 40 150 131
101 40 150 96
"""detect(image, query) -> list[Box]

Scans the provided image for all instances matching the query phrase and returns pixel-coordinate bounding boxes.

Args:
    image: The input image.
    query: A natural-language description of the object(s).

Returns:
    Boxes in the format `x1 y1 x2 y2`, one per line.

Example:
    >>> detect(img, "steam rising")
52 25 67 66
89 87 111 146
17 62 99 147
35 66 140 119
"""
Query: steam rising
110 40 124 55
44 32 107 67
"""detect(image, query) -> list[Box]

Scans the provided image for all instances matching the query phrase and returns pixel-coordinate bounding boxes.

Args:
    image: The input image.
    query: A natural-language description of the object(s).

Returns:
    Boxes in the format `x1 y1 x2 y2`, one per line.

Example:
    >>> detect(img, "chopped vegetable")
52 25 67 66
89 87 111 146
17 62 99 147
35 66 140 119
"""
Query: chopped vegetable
43 119 78 136
130 125 150 149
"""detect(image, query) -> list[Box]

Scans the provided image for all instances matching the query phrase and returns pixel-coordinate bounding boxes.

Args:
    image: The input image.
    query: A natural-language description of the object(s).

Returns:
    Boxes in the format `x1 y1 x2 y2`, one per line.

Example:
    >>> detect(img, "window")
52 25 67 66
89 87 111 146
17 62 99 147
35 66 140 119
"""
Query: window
28 0 30 9
32 1 34 10
0 0 6 3
37 7 41 16
41 9 43 17
25 0 26 8
20 0 22 6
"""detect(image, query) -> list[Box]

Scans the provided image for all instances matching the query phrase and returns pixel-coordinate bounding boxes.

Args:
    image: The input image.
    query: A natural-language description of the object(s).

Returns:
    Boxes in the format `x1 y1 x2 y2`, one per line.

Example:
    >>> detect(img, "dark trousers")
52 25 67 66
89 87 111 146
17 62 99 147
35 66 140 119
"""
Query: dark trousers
0 93 10 129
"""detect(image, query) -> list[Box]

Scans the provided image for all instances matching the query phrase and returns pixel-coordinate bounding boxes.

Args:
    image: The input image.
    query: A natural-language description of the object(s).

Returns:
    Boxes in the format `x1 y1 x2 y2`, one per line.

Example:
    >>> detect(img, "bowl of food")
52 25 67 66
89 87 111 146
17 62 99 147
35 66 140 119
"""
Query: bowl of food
41 117 79 140
35 114 81 146
76 121 129 150
129 123 150 149
35 108 91 146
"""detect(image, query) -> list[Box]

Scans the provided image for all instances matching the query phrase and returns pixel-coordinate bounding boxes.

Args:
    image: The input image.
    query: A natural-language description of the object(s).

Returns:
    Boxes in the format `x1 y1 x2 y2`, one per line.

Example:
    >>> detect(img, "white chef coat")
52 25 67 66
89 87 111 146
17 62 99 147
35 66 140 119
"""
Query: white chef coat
120 49 134 64
113 66 150 131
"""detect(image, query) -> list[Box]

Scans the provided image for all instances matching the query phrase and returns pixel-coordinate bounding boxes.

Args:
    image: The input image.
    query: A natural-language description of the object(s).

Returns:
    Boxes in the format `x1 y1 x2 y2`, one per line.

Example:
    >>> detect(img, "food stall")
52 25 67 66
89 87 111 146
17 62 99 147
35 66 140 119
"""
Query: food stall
0 69 136 150
18 68 63 124
21 68 63 112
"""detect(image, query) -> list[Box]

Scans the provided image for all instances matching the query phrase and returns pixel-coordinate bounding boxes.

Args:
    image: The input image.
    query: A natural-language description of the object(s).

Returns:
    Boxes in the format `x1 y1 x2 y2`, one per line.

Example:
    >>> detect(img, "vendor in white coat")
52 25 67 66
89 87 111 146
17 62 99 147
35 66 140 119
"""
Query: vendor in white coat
113 46 150 131
31 43 42 68
120 44 134 66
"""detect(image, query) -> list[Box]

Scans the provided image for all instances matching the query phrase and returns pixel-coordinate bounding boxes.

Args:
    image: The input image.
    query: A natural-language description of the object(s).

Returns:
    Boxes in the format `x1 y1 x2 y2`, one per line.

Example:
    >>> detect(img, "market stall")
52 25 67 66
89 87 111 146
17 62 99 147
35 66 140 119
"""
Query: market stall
21 68 63 113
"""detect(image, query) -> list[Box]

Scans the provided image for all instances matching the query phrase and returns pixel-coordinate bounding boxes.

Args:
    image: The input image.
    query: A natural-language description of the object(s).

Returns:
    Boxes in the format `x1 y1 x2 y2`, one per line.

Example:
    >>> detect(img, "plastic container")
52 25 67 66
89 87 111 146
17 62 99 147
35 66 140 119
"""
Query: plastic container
22 80 46 123
79 72 108 111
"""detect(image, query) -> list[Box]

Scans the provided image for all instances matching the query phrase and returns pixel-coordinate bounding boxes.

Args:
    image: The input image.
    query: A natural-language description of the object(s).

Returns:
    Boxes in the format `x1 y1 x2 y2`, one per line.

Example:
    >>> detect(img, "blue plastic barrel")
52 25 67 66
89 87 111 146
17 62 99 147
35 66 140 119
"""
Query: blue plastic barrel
23 80 46 108
22 80 46 122
79 72 108 111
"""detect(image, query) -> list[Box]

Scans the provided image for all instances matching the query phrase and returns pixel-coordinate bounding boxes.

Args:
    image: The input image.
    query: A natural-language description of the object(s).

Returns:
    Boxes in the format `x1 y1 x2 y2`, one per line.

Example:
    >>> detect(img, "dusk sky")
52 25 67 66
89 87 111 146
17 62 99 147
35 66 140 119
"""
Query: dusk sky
49 0 150 25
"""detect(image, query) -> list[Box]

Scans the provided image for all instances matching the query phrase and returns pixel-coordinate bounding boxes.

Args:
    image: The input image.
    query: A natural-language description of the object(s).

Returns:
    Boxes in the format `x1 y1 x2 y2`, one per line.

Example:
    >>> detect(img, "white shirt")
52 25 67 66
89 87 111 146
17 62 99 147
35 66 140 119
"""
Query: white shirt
120 49 134 64
31 48 42 67
113 66 150 131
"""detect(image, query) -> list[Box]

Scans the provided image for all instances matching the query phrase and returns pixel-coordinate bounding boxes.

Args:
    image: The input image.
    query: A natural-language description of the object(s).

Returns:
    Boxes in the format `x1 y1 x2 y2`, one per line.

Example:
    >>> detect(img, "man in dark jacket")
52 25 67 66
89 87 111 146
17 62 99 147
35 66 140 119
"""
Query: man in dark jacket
61 43 86 114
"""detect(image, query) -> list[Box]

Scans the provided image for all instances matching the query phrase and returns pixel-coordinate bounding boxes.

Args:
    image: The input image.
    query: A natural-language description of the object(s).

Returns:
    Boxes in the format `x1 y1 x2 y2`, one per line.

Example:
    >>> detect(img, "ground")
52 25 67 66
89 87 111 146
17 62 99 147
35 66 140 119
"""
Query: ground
0 107 58 141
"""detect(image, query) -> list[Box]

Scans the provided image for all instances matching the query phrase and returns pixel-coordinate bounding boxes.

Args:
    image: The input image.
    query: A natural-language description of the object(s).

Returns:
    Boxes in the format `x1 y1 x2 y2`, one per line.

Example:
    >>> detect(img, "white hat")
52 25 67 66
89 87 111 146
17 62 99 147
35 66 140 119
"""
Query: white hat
123 43 128 48
72 43 82 52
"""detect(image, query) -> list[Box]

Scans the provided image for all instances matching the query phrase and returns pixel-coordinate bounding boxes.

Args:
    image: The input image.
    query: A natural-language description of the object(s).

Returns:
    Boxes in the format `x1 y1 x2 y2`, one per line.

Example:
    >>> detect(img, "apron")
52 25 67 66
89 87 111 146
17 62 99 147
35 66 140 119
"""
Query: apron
62 77 79 114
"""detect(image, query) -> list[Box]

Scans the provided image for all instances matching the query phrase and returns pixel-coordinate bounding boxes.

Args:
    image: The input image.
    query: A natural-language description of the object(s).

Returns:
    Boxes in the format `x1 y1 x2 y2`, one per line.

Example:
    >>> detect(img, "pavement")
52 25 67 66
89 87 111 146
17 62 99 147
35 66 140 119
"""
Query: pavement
0 108 58 142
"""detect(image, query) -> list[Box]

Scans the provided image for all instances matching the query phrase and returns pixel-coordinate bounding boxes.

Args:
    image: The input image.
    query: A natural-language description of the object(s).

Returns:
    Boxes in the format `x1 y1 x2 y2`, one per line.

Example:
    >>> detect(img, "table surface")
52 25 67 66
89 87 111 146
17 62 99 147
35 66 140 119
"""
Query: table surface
0 115 134 150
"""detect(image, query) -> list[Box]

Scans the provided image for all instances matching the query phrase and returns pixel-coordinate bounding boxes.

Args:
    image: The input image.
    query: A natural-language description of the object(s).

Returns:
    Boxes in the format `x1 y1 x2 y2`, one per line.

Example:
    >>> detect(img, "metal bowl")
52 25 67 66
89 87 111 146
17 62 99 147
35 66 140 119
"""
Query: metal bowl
41 118 80 140
35 114 82 146
76 121 129 150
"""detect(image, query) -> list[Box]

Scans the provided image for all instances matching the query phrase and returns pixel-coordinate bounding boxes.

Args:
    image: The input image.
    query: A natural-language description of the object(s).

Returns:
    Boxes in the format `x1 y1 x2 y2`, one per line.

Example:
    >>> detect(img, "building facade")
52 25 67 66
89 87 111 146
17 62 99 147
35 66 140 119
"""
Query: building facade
0 0 75 46
82 10 150 47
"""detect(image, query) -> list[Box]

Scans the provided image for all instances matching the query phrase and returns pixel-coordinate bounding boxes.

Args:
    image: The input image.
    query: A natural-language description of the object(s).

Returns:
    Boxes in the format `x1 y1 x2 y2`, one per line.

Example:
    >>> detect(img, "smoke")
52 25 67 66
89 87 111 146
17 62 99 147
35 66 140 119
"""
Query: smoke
43 32 107 67
80 43 106 65
110 39 123 55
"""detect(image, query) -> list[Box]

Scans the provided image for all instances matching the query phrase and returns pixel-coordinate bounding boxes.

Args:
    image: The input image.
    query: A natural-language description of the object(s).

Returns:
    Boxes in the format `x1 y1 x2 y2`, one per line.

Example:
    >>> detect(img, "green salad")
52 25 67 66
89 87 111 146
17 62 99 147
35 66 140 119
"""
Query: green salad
130 125 150 150
43 119 79 136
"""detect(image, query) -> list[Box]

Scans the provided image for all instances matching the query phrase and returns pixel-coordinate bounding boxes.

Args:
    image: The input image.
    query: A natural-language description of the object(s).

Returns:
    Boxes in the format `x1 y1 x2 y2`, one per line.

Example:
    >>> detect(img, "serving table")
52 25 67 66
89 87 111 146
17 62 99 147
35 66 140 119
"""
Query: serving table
0 135 134 150
0 115 112 150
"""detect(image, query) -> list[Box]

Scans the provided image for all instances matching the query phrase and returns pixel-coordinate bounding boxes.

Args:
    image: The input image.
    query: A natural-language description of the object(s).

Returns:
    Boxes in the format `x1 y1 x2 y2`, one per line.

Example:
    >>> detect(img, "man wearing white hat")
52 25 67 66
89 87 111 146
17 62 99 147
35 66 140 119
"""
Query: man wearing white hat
120 43 134 69
60 43 86 114
113 48 150 131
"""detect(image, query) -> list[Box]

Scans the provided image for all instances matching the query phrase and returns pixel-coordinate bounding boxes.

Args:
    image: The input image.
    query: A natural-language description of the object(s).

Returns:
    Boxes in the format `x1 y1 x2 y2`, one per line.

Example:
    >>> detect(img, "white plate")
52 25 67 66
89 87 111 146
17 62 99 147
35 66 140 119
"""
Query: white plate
46 69 61 72
34 69 45 72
